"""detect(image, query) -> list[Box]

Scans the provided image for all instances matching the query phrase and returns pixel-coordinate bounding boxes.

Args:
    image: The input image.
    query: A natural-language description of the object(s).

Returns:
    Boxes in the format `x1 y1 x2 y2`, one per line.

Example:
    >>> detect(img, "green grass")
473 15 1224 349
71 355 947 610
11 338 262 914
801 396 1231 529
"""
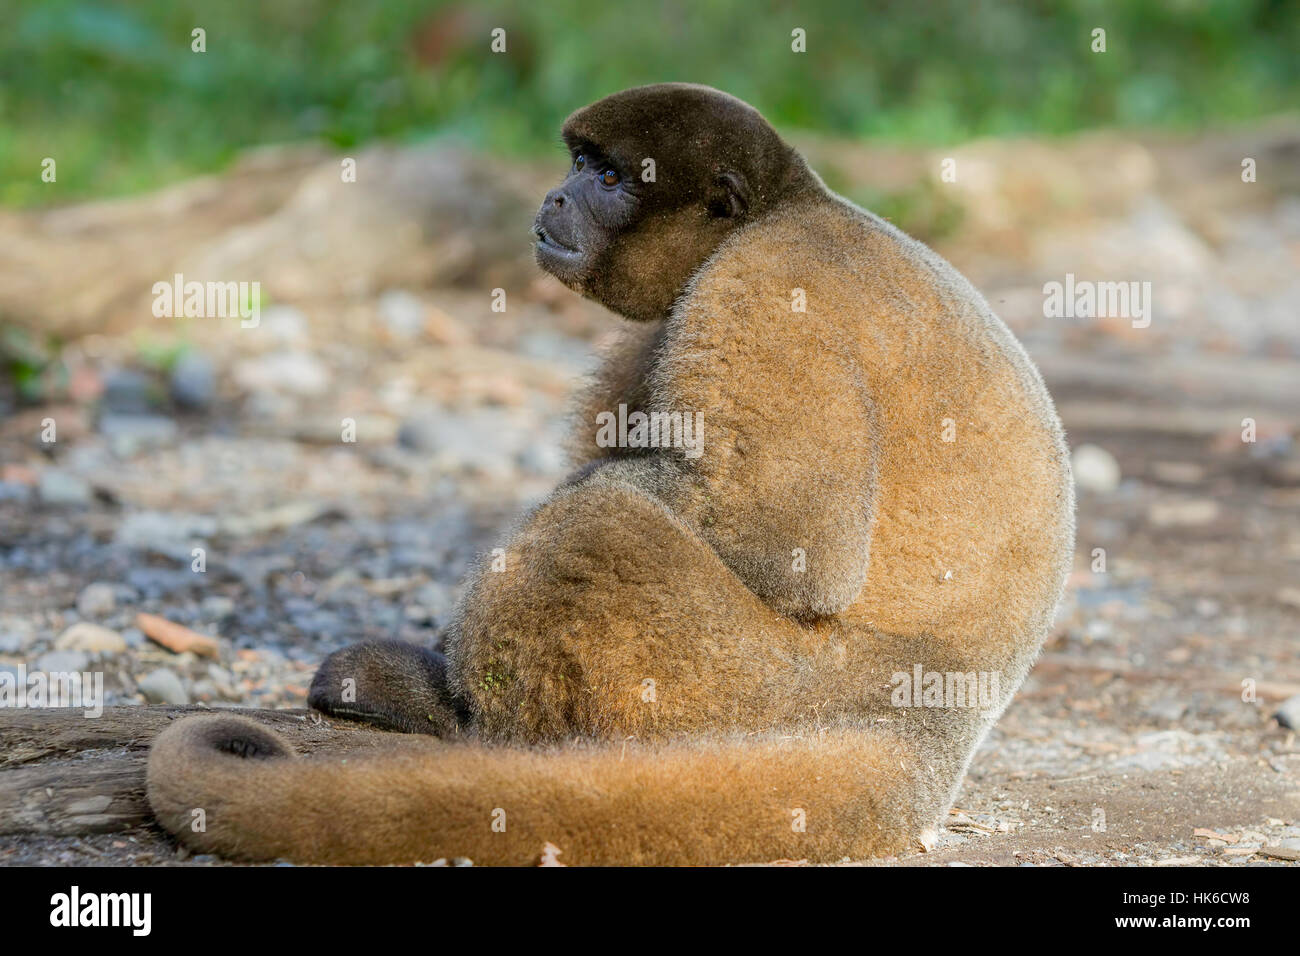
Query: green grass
1 0 1297 207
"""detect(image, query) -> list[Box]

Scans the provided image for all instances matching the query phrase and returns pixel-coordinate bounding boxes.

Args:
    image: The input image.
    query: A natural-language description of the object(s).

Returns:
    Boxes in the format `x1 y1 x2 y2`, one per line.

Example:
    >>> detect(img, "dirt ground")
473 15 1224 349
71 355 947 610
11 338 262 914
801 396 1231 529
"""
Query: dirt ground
1 123 1297 866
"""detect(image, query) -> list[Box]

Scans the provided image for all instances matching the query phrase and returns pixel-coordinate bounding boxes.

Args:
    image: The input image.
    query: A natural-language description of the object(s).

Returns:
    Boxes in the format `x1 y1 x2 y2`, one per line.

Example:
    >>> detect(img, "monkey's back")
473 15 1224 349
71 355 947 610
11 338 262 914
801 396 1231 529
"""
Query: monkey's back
668 193 1074 669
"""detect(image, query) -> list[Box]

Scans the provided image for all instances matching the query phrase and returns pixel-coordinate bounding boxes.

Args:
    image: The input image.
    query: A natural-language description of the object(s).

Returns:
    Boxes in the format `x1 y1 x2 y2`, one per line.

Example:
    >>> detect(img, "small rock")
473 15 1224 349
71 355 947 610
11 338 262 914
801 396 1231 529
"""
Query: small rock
170 352 217 409
261 305 309 344
205 663 238 698
38 470 92 506
398 409 520 476
1071 444 1120 493
35 650 91 673
55 622 126 655
76 582 117 618
233 351 328 397
1274 694 1300 730
1143 697 1187 723
1194 598 1221 618
1148 498 1220 527
1149 461 1205 485
518 441 566 476
137 667 190 705
102 368 154 413
0 481 32 502
1257 847 1300 862
413 581 455 618
115 511 218 557
0 632 25 654
1264 457 1300 487
518 330 597 372
99 413 178 453
378 289 426 340
200 595 236 620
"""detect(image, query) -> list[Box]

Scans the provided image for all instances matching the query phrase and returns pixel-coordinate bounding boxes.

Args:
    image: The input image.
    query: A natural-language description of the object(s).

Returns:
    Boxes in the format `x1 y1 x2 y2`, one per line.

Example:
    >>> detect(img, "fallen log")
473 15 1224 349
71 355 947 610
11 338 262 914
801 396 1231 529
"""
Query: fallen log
0 705 389 837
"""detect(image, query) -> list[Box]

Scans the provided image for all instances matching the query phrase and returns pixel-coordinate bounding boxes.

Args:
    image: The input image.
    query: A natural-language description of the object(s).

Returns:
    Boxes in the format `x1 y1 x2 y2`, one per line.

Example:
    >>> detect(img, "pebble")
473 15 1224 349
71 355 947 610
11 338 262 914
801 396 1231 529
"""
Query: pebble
99 413 178 454
1142 698 1187 723
413 581 455 618
1071 444 1120 493
1148 498 1219 528
518 330 597 372
398 410 521 476
1274 694 1300 730
137 668 190 705
0 481 32 502
37 470 92 506
0 632 24 654
102 368 154 413
76 582 117 618
170 352 217 409
260 305 308 344
233 351 328 397
200 595 236 620
517 441 566 476
378 289 426 340
115 511 218 556
54 622 126 655
35 650 91 673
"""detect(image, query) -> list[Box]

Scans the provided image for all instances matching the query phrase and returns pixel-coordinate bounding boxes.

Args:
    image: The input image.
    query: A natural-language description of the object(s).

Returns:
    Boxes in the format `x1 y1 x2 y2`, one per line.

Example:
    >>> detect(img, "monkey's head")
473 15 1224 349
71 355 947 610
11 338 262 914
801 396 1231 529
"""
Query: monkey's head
533 83 812 321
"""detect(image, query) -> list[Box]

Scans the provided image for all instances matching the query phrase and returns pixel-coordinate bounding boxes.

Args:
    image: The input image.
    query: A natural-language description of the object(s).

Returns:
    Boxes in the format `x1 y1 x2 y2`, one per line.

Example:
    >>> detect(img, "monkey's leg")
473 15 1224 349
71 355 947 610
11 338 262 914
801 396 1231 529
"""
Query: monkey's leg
446 477 816 741
309 640 465 735
447 473 924 743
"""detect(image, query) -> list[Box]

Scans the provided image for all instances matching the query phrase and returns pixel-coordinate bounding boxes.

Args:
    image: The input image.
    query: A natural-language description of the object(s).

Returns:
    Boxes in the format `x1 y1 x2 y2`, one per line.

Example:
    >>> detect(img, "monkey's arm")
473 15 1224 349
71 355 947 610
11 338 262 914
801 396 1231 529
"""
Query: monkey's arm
585 337 875 620
565 320 666 469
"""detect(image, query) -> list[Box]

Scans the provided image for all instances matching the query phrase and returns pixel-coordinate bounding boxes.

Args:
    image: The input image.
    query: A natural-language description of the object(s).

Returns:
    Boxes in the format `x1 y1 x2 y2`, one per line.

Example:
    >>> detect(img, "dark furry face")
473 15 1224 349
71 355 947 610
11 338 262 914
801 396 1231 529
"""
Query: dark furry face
532 83 808 321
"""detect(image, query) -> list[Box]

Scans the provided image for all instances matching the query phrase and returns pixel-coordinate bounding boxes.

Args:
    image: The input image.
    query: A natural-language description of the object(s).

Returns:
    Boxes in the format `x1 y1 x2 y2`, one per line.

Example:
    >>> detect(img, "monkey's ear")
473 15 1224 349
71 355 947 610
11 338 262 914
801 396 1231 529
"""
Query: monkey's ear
708 171 751 219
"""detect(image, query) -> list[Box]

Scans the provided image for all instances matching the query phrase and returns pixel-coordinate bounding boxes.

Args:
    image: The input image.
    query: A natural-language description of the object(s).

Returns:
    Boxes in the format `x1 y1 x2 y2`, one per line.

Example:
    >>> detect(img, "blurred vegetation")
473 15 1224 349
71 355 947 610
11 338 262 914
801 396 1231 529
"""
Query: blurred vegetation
1 0 1297 207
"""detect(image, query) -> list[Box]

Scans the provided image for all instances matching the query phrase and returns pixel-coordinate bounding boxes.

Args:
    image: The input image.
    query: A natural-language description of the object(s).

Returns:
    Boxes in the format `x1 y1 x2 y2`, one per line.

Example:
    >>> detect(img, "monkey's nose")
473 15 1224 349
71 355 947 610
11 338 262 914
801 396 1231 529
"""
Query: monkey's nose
552 194 565 208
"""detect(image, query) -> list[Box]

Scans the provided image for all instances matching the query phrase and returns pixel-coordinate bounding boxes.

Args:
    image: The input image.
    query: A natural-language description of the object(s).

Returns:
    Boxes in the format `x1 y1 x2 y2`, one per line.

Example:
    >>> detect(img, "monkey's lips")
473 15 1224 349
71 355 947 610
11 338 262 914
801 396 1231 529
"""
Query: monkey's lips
534 225 583 264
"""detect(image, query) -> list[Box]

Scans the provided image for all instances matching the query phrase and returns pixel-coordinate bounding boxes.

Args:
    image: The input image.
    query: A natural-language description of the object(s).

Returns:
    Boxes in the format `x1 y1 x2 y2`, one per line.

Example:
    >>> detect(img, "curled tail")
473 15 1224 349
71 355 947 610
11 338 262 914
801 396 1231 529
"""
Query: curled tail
147 714 943 865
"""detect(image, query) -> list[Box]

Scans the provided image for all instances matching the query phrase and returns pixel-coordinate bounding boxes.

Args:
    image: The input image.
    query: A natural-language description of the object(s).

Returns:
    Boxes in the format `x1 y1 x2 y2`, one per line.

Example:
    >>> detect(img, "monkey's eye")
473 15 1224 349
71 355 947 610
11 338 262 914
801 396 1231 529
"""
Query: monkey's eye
600 168 620 187
574 154 586 172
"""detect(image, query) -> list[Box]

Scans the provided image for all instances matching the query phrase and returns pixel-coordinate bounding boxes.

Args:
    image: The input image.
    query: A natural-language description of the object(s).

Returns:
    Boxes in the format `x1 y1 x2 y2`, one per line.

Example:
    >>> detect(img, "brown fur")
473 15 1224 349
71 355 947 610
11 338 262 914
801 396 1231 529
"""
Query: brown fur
147 84 1074 865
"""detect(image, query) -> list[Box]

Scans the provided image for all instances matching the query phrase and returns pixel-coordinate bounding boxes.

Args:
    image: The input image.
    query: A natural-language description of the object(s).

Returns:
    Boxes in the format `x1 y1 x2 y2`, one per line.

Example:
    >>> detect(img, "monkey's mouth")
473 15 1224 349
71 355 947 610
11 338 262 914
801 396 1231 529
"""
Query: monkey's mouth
534 225 581 257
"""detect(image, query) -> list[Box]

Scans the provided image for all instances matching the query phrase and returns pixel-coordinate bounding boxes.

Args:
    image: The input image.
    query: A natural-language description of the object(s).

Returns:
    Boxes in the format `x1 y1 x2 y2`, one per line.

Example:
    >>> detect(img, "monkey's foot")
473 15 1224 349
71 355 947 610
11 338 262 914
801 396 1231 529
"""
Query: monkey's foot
308 640 465 736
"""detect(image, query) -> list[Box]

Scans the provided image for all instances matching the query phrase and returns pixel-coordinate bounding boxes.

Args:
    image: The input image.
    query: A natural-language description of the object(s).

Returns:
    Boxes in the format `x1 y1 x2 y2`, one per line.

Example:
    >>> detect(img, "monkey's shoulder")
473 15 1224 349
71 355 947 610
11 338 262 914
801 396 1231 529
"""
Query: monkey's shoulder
680 197 970 326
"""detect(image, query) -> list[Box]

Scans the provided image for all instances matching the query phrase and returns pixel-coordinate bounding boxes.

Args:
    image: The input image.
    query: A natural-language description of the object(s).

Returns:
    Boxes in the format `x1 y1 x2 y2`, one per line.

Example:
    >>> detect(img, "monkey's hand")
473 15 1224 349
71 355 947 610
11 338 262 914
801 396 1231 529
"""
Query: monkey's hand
308 640 466 736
